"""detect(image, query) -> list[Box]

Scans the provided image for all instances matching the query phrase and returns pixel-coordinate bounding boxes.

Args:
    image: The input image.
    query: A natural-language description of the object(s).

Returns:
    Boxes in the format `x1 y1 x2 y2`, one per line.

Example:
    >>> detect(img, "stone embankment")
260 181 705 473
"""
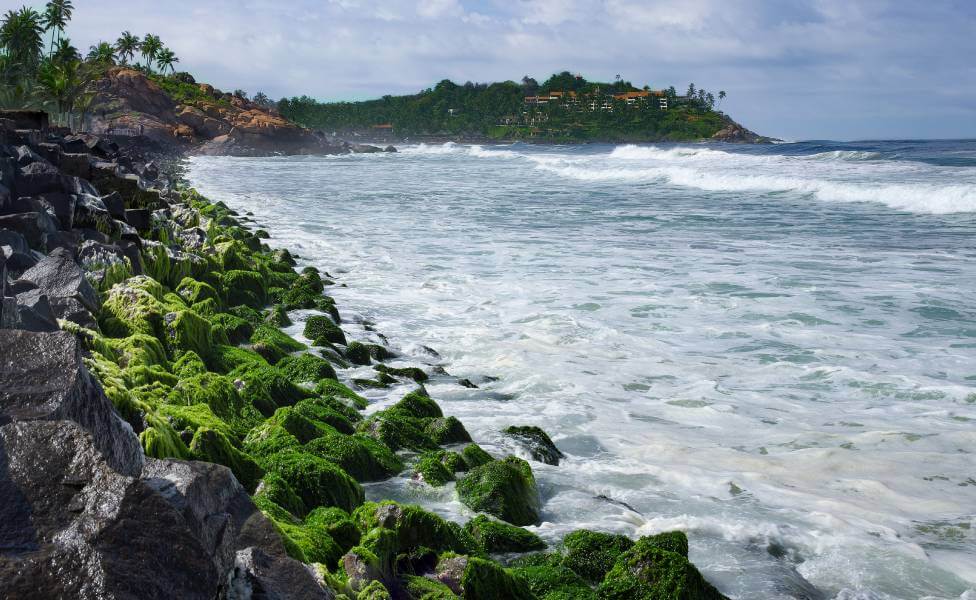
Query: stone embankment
0 116 728 599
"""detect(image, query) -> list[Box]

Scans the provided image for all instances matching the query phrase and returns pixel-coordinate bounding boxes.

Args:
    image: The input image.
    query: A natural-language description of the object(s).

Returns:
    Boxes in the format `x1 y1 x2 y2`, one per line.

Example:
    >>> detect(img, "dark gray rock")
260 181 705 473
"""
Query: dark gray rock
48 296 98 330
0 211 57 251
43 229 82 256
117 239 144 275
38 192 76 228
59 152 92 179
20 247 99 312
0 241 39 278
10 287 59 332
13 144 45 167
0 419 216 599
73 194 118 237
177 226 207 250
503 425 564 466
0 330 142 476
14 161 73 196
124 208 151 230
100 191 126 220
77 240 130 290
226 547 336 600
142 459 288 576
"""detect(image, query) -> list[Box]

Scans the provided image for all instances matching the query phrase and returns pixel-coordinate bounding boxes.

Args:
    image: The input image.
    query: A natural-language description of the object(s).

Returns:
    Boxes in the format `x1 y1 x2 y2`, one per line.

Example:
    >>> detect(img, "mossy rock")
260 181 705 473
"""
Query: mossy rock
503 426 564 466
305 506 362 555
352 501 478 557
357 411 438 453
305 315 346 345
176 276 220 306
188 427 264 492
510 562 596 600
305 431 403 482
140 413 190 460
255 472 308 518
102 276 166 338
169 373 262 433
415 451 455 487
356 580 391 600
464 515 546 554
261 450 365 513
460 556 534 600
456 456 541 526
345 341 372 365
123 365 177 389
561 529 634 583
403 575 459 599
461 444 494 470
230 365 313 414
172 351 207 378
214 240 252 271
426 416 472 445
278 352 338 384
210 344 269 374
375 364 428 383
211 312 254 345
353 378 390 389
390 390 443 419
292 397 355 435
191 297 219 317
253 494 342 565
162 309 213 361
158 402 239 443
227 304 264 326
596 533 728 600
250 323 305 364
265 304 292 327
223 269 267 307
244 420 303 460
316 379 369 410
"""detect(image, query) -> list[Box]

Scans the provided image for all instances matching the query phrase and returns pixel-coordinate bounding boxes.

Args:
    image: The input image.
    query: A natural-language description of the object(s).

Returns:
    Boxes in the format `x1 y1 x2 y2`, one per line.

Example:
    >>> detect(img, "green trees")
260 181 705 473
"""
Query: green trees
140 33 161 72
115 31 139 65
156 47 177 74
87 41 116 65
0 7 45 78
41 0 73 56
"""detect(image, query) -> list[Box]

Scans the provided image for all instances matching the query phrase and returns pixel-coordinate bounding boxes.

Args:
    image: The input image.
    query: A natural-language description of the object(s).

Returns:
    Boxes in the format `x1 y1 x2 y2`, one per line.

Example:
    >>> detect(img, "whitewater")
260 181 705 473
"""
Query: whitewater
188 140 976 600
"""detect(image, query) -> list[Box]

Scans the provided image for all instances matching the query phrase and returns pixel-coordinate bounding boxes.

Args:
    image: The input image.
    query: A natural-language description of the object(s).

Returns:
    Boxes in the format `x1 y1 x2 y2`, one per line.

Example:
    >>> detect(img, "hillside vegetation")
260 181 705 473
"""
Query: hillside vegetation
279 71 732 142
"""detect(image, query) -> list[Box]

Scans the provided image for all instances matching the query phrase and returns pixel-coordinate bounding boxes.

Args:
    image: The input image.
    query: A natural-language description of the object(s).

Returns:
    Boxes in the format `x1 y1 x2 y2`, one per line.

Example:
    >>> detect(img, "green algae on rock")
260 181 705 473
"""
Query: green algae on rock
561 528 635 583
503 425 564 466
463 515 546 554
456 456 541 526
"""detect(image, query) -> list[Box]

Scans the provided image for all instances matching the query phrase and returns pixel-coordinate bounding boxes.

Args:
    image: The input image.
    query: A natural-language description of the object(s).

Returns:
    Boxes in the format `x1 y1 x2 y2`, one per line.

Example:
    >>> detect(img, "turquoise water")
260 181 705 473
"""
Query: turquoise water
189 140 976 599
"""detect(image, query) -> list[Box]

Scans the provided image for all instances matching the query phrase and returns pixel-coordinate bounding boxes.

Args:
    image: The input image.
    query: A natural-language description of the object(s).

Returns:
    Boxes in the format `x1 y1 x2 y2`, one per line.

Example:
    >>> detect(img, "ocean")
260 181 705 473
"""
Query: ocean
187 140 976 600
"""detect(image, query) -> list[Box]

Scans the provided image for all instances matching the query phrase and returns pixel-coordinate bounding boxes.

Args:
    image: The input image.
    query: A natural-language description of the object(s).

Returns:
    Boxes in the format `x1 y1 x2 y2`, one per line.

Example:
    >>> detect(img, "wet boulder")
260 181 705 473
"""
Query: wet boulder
0 211 58 251
0 329 143 476
226 546 336 600
0 420 218 599
14 161 74 196
20 246 99 312
73 194 118 237
8 287 59 332
503 425 564 466
456 456 541 526
100 191 126 220
48 295 98 330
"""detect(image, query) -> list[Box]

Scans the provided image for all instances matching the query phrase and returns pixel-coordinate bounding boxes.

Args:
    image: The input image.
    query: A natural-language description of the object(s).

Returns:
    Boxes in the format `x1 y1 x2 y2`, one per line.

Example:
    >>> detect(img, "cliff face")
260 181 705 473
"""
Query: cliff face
87 68 386 156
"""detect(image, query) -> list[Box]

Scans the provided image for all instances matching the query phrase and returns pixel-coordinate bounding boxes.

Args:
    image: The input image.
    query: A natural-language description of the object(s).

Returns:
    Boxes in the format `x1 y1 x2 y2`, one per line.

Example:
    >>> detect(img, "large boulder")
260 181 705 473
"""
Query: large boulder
456 456 541 526
0 420 215 599
0 211 58 251
225 546 336 600
0 329 142 476
19 246 99 312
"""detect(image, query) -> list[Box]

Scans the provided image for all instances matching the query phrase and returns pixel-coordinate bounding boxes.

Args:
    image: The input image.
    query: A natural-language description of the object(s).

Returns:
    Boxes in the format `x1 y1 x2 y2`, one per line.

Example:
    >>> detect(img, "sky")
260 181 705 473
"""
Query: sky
58 0 976 140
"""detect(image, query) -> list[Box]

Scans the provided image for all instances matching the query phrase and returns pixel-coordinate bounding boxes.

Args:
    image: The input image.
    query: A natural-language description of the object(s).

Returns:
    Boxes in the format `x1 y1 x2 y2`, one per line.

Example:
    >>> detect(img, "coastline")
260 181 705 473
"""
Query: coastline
0 121 729 598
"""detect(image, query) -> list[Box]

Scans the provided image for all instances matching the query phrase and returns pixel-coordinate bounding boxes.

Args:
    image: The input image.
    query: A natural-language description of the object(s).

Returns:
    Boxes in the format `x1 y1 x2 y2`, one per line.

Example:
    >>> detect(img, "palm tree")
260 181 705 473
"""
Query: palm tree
0 7 46 80
139 34 161 73
155 47 177 75
87 41 116 65
115 31 139 65
34 57 92 126
41 0 73 56
51 36 78 65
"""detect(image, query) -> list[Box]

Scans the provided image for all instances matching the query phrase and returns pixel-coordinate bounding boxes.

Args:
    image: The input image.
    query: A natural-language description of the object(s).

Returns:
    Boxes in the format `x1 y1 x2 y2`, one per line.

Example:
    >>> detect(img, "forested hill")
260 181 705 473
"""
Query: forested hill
278 71 762 143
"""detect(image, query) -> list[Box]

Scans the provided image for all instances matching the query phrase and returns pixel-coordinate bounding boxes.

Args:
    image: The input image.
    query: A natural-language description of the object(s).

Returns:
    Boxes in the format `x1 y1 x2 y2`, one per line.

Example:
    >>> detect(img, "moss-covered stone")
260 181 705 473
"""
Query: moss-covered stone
503 425 564 466
253 494 343 566
375 364 428 383
461 444 494 470
102 276 166 338
561 529 634 583
509 563 596 600
415 452 455 487
403 575 459 599
316 379 369 410
292 397 355 435
244 420 303 460
250 323 305 364
210 344 269 374
390 390 443 419
305 506 362 555
464 515 545 554
163 309 213 360
354 378 390 389
210 312 253 345
306 431 403 482
596 533 728 600
278 352 338 384
352 501 478 557
169 373 262 434
172 350 207 378
188 427 264 492
305 315 346 346
255 472 307 518
223 269 267 308
158 402 239 442
260 450 365 513
176 276 220 306
456 456 541 526
140 413 190 460
426 417 472 445
357 411 438 453
460 557 534 600
230 365 313 414
356 580 391 600
345 341 372 365
265 303 292 327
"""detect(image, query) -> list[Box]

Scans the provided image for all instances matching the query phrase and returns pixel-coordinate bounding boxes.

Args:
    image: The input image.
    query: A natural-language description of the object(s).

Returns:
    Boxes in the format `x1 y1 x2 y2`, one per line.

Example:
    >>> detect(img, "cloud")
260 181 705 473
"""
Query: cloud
56 0 976 139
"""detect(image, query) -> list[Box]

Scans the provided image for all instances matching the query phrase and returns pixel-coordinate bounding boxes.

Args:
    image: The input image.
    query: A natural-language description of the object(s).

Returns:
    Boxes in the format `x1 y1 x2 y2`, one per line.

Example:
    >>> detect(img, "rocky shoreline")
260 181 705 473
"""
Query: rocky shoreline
0 117 730 599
